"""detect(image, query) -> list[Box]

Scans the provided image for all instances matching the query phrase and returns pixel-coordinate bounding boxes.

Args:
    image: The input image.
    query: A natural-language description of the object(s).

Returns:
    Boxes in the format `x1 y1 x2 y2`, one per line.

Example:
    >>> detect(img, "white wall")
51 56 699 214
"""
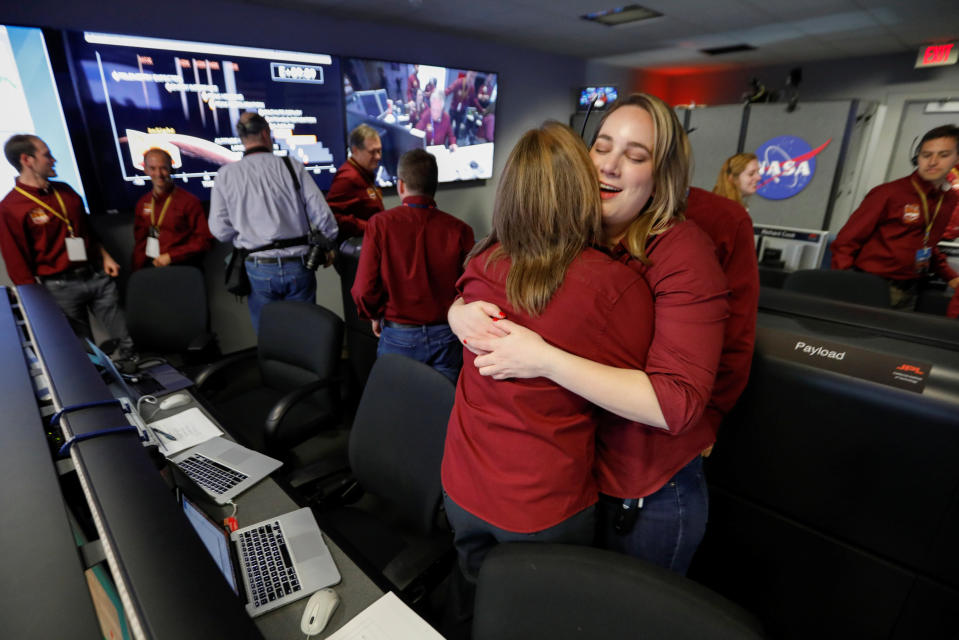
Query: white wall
1 0 587 351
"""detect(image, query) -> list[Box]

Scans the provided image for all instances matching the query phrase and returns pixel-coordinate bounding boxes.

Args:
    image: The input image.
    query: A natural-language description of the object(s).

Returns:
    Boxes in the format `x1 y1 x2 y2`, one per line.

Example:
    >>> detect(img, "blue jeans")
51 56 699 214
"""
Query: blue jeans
245 258 316 334
444 492 596 583
596 454 708 575
377 323 462 384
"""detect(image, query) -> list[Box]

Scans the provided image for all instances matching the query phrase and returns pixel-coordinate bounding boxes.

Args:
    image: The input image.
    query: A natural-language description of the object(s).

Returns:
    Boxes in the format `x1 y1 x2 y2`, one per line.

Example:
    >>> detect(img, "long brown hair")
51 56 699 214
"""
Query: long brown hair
470 121 602 315
591 93 690 264
713 152 757 206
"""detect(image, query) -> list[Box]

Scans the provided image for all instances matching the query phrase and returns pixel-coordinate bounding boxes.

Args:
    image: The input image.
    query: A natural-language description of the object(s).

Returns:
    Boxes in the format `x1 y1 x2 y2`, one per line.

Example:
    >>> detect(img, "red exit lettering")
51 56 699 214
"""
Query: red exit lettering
924 44 954 64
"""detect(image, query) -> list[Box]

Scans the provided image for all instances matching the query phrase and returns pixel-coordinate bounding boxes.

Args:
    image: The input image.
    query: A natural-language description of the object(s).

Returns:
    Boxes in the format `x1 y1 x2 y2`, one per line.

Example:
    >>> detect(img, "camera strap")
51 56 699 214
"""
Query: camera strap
281 156 314 236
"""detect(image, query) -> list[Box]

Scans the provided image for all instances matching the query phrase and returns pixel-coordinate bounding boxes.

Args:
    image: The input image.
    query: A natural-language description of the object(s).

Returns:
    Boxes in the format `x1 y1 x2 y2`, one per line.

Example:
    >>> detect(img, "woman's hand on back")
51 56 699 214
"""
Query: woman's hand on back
448 298 508 355
470 320 554 380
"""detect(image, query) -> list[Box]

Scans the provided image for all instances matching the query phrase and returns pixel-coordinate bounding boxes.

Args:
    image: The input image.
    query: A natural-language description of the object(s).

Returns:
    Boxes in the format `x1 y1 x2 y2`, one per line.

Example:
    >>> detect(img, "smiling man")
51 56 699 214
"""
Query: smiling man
0 134 135 361
131 148 212 270
832 124 959 309
326 124 384 239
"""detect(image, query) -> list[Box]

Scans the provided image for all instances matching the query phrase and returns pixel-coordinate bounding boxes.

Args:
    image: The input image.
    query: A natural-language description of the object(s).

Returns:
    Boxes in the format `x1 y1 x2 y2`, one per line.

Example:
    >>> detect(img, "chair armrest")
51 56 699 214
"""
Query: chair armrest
187 332 216 352
264 377 342 443
194 349 258 390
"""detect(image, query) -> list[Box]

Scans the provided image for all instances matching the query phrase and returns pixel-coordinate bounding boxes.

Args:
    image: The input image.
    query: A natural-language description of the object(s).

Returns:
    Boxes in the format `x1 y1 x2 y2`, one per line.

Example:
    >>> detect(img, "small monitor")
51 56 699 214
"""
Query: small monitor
754 224 829 273
578 86 618 111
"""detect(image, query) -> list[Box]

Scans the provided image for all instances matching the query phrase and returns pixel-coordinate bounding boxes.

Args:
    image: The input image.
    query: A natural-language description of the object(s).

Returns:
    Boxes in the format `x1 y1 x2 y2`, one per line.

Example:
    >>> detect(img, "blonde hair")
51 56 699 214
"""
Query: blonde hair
592 93 690 264
470 121 602 316
713 152 758 206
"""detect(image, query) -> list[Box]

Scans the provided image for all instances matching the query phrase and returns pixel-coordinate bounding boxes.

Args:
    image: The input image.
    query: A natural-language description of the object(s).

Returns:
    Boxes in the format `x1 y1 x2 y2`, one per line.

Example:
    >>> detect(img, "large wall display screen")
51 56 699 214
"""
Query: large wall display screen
342 58 497 186
0 25 88 206
66 31 346 212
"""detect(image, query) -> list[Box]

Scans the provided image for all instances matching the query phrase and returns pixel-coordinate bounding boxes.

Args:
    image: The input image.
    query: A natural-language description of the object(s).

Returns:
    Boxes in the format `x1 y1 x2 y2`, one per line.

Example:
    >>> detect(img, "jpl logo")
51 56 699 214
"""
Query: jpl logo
755 135 831 200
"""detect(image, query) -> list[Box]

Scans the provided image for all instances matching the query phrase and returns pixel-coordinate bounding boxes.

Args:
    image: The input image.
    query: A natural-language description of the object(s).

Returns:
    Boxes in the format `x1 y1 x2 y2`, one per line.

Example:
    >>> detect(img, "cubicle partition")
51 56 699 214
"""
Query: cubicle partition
0 286 102 638
692 288 959 638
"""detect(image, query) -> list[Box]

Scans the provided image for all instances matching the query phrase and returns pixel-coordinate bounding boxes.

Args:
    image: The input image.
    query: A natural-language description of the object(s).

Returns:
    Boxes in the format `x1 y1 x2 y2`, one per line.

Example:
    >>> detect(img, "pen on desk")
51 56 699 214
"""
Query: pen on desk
153 428 178 441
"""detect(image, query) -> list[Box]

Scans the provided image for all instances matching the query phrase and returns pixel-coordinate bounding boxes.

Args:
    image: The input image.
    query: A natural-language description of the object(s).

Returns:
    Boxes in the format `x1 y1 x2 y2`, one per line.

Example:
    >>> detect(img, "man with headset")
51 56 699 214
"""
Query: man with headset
209 113 338 332
832 124 959 309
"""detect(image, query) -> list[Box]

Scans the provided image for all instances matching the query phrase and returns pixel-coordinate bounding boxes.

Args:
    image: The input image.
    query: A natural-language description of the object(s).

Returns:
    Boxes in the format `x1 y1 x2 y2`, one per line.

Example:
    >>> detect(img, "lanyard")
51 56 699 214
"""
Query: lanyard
150 189 174 229
405 202 434 209
910 178 945 245
14 186 74 236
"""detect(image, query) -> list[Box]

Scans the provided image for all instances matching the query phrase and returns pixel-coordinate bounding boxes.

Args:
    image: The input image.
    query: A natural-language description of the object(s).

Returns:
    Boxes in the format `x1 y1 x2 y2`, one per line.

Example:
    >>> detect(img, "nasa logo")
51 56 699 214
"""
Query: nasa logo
755 135 832 201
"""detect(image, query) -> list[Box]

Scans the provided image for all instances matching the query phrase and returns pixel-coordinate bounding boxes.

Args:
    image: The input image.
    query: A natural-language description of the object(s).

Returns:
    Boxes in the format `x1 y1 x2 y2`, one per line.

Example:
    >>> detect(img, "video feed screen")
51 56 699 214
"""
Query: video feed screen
342 58 497 186
66 31 346 212
579 86 618 111
0 25 88 207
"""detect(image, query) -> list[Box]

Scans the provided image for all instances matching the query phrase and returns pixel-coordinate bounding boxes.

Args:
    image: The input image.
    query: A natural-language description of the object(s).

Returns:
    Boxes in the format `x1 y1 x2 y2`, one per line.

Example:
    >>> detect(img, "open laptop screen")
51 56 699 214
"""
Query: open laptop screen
180 494 239 594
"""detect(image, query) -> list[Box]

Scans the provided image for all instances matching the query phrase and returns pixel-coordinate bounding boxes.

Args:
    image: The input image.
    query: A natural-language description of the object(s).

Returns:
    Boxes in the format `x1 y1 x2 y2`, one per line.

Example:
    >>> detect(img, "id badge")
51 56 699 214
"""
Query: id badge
146 236 160 259
915 246 932 273
65 236 87 262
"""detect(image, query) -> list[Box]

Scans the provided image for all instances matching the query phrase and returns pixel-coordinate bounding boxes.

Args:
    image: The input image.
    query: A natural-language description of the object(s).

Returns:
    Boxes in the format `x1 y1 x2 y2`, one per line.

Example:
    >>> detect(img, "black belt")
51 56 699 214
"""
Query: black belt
246 255 305 265
39 265 94 282
383 320 443 329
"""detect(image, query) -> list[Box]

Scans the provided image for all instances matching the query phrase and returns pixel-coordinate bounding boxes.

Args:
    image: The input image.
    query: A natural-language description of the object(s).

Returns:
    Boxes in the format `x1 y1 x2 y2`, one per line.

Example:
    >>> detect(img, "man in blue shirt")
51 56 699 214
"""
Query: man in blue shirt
209 113 338 332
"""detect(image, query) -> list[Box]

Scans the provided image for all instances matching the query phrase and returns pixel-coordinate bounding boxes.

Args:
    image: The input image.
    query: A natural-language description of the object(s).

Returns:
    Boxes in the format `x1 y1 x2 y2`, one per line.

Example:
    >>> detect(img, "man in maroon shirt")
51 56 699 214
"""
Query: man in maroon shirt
415 91 457 150
326 124 384 239
132 149 213 270
0 134 134 359
445 70 479 143
832 124 959 309
351 148 474 383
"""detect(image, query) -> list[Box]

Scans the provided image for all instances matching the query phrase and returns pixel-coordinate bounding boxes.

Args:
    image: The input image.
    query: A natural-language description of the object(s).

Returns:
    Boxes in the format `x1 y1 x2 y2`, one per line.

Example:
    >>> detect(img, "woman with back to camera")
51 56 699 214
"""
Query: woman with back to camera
448 94 730 575
441 121 655 581
714 152 760 208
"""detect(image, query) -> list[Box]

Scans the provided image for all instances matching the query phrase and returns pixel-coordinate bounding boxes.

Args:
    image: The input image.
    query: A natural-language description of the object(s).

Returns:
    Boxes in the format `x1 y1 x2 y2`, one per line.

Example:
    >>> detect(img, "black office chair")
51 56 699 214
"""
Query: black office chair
195 301 346 465
312 353 456 601
783 268 890 308
124 265 218 368
473 543 765 640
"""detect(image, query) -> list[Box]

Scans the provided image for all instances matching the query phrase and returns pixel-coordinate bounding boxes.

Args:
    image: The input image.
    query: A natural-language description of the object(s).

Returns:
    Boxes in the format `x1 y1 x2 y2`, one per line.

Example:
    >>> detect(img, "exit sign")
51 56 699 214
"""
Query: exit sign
915 43 958 68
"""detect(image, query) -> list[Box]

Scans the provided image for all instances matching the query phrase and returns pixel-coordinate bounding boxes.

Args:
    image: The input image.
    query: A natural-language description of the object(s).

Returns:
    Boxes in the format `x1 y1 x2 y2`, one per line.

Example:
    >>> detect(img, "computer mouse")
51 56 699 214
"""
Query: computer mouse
301 588 339 636
158 393 191 411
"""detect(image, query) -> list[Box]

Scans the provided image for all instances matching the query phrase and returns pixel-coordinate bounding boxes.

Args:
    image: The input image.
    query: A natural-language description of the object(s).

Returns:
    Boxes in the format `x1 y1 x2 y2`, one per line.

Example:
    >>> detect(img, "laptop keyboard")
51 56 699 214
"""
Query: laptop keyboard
239 521 302 608
177 454 248 495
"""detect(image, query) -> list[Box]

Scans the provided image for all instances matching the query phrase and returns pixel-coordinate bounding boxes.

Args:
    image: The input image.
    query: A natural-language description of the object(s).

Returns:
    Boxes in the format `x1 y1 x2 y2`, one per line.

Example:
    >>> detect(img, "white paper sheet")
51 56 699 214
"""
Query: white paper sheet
325 592 444 640
149 407 222 456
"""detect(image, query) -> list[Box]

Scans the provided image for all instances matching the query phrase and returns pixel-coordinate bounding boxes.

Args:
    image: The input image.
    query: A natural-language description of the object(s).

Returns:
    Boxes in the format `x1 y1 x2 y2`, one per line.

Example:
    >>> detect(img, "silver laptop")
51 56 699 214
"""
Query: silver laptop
170 437 283 505
180 495 341 617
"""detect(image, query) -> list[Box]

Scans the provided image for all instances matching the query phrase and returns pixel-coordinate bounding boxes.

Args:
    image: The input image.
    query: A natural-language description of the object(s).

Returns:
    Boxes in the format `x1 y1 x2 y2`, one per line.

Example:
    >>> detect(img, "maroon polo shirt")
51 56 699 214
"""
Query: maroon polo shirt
415 112 456 147
684 187 759 439
596 219 731 500
831 172 958 281
442 245 654 533
132 187 213 270
326 158 384 238
351 195 474 325
0 180 94 284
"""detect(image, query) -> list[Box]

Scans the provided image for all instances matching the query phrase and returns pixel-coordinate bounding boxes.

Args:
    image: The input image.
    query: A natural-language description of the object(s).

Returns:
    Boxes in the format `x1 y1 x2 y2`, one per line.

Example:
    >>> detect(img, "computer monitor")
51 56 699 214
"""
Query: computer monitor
754 224 829 272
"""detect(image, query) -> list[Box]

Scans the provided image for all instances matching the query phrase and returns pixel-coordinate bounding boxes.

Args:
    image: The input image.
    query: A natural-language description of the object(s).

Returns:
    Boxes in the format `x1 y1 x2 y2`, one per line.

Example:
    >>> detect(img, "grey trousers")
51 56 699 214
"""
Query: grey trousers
42 270 134 356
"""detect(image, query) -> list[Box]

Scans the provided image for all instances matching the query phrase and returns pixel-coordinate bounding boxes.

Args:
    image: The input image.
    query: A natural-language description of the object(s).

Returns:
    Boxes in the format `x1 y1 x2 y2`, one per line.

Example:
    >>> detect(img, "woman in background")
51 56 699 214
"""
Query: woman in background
449 94 730 575
441 121 655 581
713 152 760 208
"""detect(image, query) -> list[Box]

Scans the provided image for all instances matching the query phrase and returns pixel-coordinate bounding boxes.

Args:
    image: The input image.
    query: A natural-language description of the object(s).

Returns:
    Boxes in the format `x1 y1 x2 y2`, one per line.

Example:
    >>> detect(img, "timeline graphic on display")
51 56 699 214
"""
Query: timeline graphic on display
66 32 346 211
